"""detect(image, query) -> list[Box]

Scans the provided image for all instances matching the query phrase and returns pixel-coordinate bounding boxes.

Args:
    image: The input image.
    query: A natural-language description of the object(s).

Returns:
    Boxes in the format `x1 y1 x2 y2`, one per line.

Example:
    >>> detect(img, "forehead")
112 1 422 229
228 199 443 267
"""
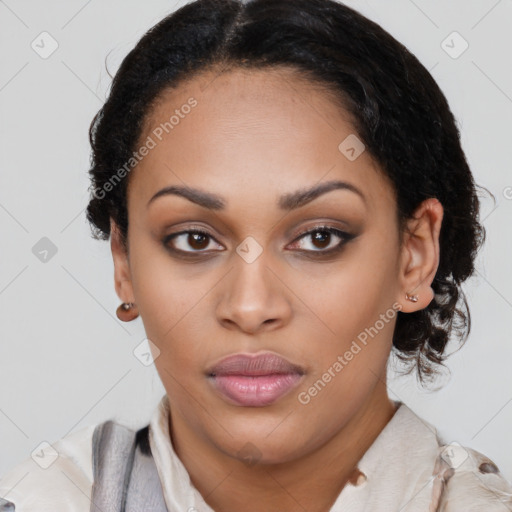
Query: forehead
128 66 395 216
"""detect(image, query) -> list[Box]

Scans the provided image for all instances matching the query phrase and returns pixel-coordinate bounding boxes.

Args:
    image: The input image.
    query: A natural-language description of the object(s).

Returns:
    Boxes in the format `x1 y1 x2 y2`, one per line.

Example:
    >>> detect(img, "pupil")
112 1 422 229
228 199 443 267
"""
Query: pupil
190 233 208 249
313 231 330 248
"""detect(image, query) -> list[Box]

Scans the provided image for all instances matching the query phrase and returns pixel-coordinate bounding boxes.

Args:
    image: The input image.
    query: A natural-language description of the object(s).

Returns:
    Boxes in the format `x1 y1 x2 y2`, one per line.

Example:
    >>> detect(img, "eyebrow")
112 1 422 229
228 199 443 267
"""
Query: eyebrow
146 179 366 211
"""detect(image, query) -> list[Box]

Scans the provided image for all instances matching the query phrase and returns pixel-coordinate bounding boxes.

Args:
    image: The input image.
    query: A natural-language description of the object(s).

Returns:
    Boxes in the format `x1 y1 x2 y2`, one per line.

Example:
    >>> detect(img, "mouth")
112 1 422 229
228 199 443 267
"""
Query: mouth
206 352 305 407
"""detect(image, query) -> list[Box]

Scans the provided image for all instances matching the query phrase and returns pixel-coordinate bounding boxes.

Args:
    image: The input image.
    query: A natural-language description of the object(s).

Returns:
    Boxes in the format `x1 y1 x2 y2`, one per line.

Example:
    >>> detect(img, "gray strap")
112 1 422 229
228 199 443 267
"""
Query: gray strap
0 498 15 512
124 427 169 511
90 420 136 512
90 420 168 512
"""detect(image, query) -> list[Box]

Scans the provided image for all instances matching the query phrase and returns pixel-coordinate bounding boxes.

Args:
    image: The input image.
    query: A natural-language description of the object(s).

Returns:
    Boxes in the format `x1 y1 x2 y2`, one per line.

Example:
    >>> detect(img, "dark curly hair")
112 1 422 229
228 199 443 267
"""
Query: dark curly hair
86 0 488 385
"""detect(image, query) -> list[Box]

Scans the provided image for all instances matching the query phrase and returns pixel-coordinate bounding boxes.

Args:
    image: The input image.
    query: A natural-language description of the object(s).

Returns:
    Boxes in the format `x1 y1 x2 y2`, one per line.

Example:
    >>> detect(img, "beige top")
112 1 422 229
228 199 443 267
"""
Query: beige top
1 394 511 511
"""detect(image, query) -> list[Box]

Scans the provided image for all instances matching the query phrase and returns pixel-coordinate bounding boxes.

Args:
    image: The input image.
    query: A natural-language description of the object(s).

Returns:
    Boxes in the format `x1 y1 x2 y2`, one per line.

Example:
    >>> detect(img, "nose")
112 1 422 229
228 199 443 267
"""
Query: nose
215 251 292 335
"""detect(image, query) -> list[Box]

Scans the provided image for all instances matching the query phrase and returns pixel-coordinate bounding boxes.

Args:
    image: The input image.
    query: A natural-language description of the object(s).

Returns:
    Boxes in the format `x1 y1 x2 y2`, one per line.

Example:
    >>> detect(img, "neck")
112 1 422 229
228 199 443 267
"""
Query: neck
169 381 397 512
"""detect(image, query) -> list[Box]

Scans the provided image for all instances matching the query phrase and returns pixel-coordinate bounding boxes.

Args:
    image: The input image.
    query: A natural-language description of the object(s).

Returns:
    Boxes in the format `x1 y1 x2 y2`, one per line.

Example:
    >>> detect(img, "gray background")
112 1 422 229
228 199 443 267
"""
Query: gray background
1 0 511 481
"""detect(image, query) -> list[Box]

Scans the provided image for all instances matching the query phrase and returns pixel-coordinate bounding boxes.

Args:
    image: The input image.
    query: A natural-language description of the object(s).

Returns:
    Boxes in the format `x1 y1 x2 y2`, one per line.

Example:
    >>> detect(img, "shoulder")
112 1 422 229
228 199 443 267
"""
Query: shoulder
384 403 512 511
0 423 98 512
431 442 512 511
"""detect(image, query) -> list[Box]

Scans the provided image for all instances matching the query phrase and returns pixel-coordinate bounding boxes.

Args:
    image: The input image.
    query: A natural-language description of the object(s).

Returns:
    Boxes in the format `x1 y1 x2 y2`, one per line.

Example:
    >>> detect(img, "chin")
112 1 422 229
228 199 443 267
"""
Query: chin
230 440 303 467
208 420 314 466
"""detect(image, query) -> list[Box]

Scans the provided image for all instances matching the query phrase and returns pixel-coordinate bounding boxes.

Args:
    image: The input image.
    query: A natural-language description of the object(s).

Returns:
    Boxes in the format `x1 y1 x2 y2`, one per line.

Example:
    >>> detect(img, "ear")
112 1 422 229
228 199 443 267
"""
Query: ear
396 198 444 313
110 218 135 303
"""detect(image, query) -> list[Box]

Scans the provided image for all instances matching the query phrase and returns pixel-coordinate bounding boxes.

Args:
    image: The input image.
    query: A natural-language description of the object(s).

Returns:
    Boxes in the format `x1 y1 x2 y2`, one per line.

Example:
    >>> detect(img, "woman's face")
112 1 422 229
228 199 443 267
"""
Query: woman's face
117 66 408 463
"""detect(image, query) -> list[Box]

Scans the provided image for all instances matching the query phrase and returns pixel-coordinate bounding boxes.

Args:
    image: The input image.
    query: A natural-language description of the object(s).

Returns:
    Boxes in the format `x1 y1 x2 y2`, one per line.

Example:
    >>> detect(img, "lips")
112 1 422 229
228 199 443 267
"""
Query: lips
207 352 305 407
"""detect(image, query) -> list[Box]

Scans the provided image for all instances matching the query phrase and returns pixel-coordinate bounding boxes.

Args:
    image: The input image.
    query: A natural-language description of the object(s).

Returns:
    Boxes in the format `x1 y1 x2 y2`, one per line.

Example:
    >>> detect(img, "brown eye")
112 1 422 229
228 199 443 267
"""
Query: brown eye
289 226 355 255
187 232 209 250
162 229 224 254
310 230 332 250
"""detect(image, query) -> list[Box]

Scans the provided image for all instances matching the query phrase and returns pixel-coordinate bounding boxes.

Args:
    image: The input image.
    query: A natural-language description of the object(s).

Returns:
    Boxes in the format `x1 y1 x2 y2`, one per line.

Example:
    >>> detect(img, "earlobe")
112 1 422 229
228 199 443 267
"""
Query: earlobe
110 218 135 304
397 198 444 313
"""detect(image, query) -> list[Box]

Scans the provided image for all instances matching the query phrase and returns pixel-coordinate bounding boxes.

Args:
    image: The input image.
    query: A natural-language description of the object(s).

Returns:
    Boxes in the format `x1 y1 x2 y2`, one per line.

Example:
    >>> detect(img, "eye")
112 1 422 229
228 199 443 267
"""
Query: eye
162 228 224 255
162 224 355 257
287 226 354 255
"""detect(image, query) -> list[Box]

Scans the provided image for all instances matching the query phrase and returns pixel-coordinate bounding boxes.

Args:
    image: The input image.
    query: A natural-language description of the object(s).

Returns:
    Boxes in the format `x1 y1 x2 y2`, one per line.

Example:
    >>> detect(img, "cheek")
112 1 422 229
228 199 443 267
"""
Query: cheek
127 240 214 360
294 288 397 428
289 237 399 396
293 242 399 342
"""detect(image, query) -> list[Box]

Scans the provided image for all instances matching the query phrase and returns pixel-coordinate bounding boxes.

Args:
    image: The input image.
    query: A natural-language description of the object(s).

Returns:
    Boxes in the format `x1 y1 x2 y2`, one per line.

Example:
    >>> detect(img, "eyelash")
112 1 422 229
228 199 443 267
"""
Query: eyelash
162 225 355 258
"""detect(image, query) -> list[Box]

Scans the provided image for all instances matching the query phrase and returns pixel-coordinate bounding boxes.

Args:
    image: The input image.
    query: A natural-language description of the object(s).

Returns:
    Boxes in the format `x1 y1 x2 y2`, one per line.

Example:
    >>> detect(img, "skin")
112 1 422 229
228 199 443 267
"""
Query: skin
110 66 444 512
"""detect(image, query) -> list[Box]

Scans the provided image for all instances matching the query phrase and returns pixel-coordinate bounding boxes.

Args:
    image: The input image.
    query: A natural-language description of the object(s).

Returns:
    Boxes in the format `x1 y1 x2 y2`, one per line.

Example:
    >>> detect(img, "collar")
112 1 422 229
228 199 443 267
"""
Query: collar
330 401 442 511
149 394 216 512
148 395 441 512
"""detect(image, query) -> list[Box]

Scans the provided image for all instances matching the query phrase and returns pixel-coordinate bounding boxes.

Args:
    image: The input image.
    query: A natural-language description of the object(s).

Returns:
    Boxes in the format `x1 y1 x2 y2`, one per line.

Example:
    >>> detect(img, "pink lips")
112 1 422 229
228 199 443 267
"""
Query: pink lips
207 352 305 407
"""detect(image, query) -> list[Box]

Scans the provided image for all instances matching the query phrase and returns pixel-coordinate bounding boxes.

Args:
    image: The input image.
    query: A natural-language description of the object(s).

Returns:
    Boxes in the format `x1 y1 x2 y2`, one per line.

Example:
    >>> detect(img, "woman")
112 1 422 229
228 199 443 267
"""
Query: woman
1 0 511 510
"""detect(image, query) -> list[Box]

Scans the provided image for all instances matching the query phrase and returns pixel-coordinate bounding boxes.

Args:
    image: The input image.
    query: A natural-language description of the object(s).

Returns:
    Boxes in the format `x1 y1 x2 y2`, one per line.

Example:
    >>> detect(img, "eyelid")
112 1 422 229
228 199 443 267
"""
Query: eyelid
292 224 347 241
286 225 355 253
163 226 224 250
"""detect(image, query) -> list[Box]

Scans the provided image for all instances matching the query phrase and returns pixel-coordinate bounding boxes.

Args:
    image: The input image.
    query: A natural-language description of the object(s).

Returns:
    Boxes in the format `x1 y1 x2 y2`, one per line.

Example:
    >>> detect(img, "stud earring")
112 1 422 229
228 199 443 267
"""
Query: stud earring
116 302 139 322
405 292 419 303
